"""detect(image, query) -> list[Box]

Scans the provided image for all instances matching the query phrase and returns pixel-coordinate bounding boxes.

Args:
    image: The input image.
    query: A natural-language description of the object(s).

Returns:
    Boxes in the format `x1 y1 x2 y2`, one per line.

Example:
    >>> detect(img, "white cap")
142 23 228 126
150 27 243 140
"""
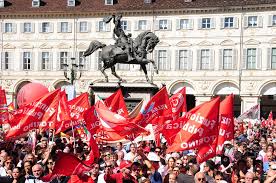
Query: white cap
224 141 232 145
147 152 160 162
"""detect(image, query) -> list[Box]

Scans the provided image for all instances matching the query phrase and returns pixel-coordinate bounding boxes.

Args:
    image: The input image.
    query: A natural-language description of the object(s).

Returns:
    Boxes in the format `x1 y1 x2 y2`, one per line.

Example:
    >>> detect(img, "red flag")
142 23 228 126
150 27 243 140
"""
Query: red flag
167 97 220 153
51 152 91 176
267 111 274 127
216 94 234 155
83 106 100 134
56 93 90 133
133 87 171 127
0 89 7 107
6 89 62 138
170 87 186 120
104 89 128 117
0 89 8 124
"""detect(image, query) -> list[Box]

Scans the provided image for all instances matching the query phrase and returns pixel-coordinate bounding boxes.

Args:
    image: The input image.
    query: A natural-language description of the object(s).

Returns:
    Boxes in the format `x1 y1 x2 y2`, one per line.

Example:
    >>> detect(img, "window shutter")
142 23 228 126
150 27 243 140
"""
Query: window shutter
49 23 54 33
20 23 24 33
127 21 131 31
210 18 216 29
176 19 181 30
242 49 247 69
95 51 101 70
68 23 72 33
233 49 238 70
49 52 53 70
243 16 248 28
197 49 201 70
57 22 61 33
167 20 172 30
234 17 239 29
154 20 159 31
134 21 139 31
106 23 111 32
267 48 272 70
87 22 91 32
12 23 17 33
198 19 202 29
77 22 80 32
188 19 193 30
96 21 100 32
257 48 262 69
1 52 3 70
258 16 263 28
30 52 34 70
167 50 171 70
188 50 193 70
219 49 223 70
57 52 60 70
268 15 273 27
220 18 224 29
146 20 151 30
39 23 42 32
175 50 179 70
31 23 35 33
209 50 214 70
38 52 42 70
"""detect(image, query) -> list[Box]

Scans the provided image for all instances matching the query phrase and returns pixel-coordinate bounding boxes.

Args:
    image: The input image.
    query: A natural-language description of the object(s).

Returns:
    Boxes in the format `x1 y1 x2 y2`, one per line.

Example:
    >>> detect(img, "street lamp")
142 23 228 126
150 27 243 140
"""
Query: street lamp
62 57 83 85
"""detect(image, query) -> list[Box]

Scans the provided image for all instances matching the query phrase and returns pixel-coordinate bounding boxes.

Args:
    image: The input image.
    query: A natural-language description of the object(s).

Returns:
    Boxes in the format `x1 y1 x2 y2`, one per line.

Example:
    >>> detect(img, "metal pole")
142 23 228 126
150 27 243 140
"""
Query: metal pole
239 7 245 114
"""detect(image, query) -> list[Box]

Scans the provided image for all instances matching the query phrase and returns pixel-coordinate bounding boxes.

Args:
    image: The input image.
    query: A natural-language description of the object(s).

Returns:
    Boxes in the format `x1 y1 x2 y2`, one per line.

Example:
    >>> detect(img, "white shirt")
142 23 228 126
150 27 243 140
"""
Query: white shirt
124 152 136 161
0 166 8 176
97 173 106 183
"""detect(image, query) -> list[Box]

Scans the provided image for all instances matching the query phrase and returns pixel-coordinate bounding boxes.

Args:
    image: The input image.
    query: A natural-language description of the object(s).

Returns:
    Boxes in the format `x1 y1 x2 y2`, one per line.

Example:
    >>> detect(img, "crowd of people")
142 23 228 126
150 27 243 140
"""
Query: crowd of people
0 121 275 183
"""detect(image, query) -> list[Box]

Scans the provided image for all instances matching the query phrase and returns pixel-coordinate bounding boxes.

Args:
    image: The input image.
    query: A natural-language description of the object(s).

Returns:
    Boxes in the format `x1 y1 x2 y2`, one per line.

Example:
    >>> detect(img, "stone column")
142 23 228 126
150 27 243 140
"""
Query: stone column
195 95 212 106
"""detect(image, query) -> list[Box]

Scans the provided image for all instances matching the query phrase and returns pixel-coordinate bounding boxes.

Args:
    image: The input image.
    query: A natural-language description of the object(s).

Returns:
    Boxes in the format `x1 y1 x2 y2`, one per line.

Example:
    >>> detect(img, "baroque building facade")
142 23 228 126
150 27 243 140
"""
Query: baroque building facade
1 0 276 117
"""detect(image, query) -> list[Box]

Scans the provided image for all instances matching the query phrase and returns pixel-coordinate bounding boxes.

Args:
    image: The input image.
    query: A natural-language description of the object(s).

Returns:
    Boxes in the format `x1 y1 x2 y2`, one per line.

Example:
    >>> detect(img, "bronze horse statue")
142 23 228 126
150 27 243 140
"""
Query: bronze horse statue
83 31 159 83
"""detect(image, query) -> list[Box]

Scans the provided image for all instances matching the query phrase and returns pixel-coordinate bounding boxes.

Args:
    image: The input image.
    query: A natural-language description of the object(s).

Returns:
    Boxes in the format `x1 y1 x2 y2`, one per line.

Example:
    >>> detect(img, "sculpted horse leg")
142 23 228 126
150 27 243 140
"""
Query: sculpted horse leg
149 59 159 74
140 64 151 83
111 65 123 82
100 65 109 82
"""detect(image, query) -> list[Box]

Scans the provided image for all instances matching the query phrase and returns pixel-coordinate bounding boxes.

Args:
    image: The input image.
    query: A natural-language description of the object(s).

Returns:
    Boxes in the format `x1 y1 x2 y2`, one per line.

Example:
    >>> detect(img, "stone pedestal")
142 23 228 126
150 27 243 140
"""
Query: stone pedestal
89 82 159 111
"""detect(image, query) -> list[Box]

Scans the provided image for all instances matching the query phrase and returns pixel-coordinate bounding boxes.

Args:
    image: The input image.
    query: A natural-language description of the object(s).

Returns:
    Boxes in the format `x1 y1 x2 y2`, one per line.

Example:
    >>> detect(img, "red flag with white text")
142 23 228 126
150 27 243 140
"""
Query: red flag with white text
104 89 128 117
6 89 61 138
216 94 234 155
132 87 171 127
167 97 220 153
170 87 186 120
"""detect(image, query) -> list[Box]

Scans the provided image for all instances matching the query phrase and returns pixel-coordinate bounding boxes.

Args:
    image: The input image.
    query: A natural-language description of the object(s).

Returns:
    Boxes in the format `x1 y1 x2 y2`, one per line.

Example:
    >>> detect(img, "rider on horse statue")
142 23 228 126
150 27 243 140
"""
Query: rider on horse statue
105 14 135 62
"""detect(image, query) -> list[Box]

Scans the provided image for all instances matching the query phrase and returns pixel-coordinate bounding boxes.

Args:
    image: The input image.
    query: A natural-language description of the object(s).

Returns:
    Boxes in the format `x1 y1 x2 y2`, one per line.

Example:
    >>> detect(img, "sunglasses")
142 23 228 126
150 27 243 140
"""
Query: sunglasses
198 178 205 181
5 161 11 164
47 162 54 165
105 165 112 168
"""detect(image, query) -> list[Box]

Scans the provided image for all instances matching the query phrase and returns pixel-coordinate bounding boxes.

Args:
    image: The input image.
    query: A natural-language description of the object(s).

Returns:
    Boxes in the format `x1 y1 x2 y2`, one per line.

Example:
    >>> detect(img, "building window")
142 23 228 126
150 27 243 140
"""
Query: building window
271 48 276 69
79 21 88 32
42 22 50 33
41 52 50 70
202 18 211 29
23 52 31 70
223 49 233 70
5 23 13 33
78 51 87 70
61 22 69 32
67 0 75 6
248 16 258 27
60 52 68 70
224 17 234 28
105 0 113 5
98 21 107 32
32 0 40 7
247 48 256 69
178 50 188 70
273 15 276 26
24 23 32 33
0 0 4 7
97 51 102 70
3 52 10 70
180 19 189 29
157 50 169 70
121 20 128 31
159 20 168 30
138 20 147 30
200 49 210 70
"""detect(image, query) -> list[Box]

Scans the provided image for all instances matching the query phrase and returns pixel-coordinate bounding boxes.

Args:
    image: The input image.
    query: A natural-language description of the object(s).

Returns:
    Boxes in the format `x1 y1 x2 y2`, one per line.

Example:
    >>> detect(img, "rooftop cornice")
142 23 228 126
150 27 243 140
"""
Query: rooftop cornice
1 4 276 19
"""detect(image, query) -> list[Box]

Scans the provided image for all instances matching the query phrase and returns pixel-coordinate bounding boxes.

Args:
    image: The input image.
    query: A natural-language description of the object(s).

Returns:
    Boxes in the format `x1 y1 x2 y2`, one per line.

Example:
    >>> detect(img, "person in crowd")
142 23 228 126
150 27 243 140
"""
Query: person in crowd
125 143 137 162
0 156 13 177
203 160 215 183
168 172 177 183
11 167 25 183
194 172 207 183
90 163 100 182
22 161 33 179
116 142 127 155
245 172 255 183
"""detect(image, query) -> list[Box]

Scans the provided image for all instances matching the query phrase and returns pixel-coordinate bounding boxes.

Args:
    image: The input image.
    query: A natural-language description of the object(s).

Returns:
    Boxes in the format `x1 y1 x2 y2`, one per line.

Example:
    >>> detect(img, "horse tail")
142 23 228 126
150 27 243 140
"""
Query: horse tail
83 40 106 57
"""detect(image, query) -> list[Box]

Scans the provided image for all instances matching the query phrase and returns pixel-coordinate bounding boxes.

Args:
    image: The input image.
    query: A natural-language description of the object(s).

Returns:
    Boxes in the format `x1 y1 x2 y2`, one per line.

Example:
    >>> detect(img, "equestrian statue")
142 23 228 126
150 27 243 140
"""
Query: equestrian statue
83 14 159 83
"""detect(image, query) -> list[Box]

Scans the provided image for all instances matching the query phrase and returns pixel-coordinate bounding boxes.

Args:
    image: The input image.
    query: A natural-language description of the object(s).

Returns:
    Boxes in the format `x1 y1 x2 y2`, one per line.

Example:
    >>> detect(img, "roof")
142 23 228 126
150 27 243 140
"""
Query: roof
1 0 276 17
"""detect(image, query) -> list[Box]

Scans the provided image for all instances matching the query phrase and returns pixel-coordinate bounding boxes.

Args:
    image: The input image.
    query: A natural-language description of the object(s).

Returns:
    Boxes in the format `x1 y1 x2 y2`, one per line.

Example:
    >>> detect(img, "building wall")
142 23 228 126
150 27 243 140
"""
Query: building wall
1 10 276 113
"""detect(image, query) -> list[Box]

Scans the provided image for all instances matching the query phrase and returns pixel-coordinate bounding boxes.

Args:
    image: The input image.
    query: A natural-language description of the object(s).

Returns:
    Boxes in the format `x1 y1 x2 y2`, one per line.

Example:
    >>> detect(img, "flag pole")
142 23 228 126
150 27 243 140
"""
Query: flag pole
72 125 76 154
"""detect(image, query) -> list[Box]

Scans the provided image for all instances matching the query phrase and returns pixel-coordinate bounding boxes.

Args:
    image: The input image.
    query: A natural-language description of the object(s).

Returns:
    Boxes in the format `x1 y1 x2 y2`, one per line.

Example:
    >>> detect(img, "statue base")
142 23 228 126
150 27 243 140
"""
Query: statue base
89 82 159 111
